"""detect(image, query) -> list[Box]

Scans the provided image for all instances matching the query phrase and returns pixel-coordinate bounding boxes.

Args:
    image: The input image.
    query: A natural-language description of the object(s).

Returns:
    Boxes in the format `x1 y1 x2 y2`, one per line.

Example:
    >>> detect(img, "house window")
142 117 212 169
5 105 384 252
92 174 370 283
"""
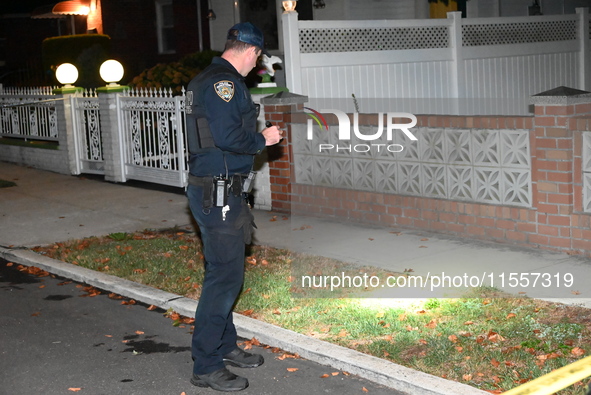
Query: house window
156 0 175 54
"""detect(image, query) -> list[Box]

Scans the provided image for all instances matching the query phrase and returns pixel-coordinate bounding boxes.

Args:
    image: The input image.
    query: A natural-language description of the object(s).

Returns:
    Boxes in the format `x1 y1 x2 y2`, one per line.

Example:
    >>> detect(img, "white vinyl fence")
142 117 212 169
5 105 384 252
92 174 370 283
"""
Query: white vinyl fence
282 8 591 115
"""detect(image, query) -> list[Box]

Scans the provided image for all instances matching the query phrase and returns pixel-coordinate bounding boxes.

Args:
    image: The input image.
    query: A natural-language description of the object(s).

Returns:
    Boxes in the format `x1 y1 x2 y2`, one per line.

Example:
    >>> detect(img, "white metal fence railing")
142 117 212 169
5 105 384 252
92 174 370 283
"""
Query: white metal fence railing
118 87 188 188
0 87 59 141
71 89 103 174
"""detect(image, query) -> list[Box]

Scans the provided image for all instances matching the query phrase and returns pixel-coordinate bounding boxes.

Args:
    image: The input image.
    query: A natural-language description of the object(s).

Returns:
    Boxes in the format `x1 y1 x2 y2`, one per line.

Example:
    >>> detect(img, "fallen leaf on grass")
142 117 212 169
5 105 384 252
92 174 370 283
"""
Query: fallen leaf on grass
506 313 516 319
571 347 585 356
463 374 472 381
488 331 505 342
425 319 437 329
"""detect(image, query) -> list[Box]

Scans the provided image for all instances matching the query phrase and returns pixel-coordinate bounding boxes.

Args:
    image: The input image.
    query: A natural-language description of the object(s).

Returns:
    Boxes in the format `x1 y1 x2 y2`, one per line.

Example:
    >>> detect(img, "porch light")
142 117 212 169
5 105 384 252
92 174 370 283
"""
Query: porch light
99 59 124 86
283 0 298 13
207 0 216 20
55 63 79 87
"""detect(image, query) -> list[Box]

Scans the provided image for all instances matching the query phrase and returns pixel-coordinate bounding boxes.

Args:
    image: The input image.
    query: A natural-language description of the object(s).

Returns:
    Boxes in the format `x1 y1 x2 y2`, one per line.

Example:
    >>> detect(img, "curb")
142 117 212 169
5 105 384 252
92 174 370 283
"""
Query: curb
0 247 489 395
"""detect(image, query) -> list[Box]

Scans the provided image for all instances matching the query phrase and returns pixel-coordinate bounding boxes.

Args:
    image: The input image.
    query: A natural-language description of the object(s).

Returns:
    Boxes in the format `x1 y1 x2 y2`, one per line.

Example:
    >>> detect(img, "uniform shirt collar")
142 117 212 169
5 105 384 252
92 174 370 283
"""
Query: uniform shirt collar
212 56 244 79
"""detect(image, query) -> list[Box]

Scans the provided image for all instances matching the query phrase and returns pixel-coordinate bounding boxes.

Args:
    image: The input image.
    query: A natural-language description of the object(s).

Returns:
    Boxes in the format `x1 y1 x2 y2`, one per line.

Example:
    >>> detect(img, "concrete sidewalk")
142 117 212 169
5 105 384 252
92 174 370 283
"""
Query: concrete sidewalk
1 161 590 394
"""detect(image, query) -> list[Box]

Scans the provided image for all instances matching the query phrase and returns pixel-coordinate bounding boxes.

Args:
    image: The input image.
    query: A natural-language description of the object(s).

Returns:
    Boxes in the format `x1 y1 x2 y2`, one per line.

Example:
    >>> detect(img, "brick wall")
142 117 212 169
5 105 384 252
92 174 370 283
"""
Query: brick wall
263 92 591 256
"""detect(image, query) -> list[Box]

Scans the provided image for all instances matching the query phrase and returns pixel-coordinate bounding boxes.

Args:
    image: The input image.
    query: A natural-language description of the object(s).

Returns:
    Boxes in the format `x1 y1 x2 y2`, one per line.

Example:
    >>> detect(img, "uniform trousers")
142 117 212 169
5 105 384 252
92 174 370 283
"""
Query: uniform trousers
187 184 247 375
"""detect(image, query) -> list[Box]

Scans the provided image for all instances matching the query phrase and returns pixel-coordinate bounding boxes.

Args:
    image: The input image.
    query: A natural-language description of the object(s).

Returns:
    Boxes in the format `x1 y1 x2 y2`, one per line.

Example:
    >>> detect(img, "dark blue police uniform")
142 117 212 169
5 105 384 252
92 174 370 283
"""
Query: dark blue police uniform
185 56 265 376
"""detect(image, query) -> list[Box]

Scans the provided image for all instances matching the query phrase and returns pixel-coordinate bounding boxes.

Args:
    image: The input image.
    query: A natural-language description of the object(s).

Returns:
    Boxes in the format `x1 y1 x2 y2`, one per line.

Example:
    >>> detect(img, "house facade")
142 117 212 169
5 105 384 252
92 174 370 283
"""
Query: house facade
1 0 588 87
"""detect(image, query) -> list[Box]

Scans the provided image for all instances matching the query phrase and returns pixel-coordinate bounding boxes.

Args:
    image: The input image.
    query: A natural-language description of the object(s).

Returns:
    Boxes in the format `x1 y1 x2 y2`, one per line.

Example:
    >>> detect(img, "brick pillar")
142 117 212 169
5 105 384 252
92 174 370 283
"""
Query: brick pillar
97 88 127 182
531 86 591 249
52 91 80 175
260 92 308 212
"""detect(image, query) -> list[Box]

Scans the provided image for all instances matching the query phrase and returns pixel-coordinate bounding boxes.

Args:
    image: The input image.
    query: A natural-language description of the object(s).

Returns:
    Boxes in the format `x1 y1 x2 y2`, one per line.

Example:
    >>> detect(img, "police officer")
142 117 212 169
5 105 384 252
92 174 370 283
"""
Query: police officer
185 22 282 392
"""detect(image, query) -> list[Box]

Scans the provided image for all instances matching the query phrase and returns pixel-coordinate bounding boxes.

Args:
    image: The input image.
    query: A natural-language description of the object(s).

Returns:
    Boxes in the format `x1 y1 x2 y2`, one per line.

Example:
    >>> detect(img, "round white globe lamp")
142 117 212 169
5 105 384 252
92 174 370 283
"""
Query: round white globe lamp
99 59 124 86
55 63 79 87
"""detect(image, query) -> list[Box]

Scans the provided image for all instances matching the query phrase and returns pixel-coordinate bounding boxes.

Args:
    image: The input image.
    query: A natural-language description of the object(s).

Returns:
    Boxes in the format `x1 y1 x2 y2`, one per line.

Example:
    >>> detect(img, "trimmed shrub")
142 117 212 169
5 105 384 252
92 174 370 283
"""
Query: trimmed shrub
42 34 111 88
128 50 220 95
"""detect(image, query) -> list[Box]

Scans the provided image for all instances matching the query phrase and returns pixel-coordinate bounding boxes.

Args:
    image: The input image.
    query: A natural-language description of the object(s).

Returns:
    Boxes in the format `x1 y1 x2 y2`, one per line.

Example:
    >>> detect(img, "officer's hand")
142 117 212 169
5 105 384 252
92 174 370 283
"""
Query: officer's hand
262 125 283 146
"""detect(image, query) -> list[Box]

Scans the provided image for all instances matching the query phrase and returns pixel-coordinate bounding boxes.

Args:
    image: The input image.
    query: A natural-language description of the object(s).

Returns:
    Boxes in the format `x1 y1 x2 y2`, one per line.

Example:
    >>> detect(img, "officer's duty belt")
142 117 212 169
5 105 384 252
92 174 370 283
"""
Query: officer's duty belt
188 174 248 187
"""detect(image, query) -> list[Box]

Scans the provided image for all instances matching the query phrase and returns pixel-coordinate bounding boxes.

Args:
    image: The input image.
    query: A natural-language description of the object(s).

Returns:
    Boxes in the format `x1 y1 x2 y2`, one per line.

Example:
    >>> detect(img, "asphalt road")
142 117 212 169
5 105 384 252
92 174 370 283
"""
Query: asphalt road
0 258 402 395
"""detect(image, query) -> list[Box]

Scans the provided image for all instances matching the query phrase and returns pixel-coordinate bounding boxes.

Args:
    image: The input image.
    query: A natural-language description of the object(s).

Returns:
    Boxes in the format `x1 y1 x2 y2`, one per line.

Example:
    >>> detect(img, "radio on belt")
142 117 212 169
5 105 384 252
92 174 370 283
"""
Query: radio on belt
242 171 256 194
213 177 228 207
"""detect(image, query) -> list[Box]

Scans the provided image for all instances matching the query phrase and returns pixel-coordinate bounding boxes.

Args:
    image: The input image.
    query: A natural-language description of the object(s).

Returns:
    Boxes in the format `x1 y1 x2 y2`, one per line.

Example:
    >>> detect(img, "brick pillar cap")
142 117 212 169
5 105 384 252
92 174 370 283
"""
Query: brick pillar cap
530 86 591 105
260 91 308 105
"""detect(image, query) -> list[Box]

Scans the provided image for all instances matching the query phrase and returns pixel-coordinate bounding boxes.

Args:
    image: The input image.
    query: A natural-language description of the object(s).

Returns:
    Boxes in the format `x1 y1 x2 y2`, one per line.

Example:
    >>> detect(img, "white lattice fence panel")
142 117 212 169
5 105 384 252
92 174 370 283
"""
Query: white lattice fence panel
299 26 449 53
462 20 576 46
293 124 532 208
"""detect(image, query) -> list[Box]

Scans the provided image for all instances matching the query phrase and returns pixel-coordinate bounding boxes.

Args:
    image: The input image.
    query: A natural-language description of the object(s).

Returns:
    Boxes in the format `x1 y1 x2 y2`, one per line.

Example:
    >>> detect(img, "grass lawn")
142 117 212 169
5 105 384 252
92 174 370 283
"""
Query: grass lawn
31 229 591 394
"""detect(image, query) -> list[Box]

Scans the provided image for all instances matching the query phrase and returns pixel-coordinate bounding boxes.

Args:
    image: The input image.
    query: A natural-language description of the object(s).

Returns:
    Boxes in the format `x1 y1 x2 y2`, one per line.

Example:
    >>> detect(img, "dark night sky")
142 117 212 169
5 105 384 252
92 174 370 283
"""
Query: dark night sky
0 0 55 15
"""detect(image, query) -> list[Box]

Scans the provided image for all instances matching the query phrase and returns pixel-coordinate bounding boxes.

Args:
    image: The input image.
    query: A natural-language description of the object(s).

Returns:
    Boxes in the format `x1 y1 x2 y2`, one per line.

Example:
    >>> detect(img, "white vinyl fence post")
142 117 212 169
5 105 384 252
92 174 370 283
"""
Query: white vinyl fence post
448 11 464 115
577 7 590 92
282 10 302 94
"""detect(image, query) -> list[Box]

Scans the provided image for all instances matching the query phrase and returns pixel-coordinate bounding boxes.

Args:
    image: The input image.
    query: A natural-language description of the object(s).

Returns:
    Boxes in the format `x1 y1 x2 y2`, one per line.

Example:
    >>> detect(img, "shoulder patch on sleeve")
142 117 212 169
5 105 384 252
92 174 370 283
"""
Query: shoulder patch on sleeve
214 80 234 102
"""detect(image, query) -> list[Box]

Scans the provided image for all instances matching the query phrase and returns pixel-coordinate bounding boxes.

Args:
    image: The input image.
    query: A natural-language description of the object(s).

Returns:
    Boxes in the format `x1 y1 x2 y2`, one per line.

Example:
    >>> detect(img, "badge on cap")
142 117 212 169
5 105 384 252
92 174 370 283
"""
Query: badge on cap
214 80 234 102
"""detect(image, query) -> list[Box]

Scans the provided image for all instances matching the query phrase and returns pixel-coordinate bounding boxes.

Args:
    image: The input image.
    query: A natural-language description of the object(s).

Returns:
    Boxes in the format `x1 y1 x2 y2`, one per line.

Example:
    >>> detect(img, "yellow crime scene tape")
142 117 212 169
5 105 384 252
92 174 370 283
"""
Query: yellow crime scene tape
502 355 591 395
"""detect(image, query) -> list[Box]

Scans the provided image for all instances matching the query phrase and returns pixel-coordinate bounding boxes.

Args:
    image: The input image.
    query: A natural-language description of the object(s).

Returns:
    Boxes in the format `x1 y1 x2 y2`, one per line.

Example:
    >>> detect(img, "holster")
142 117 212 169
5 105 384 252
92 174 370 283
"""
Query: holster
188 175 214 208
235 200 257 244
